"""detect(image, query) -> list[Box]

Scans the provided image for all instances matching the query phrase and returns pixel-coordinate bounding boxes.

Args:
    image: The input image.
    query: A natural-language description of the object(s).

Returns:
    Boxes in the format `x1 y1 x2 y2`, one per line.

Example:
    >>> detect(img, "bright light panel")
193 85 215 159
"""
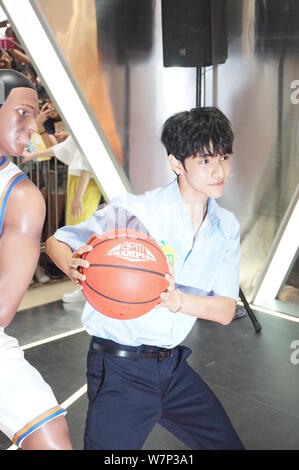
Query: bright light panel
1 0 130 201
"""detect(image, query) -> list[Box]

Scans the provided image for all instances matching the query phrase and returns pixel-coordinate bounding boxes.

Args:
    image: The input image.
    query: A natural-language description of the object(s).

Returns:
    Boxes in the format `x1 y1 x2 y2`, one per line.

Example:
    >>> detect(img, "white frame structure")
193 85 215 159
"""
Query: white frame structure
254 185 299 307
2 1 298 313
1 0 131 201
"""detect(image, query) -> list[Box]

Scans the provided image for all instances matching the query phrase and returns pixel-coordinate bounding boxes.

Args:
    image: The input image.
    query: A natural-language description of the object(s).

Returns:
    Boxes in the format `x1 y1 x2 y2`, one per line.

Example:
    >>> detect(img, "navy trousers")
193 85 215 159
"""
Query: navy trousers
84 337 245 450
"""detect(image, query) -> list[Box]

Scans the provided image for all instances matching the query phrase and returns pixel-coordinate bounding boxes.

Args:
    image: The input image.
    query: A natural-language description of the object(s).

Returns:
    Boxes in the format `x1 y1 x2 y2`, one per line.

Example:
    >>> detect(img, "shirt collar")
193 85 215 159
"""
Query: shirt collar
166 178 221 234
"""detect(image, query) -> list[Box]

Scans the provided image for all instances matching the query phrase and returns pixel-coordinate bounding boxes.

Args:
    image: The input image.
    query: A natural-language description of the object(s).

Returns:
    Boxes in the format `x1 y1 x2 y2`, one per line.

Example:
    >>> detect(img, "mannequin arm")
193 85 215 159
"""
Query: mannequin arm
0 179 45 327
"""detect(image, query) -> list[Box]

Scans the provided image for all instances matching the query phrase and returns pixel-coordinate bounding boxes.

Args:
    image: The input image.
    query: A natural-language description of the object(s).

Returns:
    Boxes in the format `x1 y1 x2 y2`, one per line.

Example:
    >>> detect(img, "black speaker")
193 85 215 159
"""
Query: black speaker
161 0 227 67
95 0 154 64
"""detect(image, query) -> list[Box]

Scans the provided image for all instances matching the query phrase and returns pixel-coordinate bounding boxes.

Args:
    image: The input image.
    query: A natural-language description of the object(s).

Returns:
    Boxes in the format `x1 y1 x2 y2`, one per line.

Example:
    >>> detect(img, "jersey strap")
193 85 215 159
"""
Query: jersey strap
0 172 28 234
0 156 9 170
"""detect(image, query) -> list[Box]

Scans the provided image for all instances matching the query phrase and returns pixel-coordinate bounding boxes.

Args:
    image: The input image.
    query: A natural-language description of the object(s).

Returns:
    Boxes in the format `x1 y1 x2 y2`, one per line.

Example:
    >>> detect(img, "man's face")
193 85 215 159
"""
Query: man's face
0 87 38 156
180 152 231 199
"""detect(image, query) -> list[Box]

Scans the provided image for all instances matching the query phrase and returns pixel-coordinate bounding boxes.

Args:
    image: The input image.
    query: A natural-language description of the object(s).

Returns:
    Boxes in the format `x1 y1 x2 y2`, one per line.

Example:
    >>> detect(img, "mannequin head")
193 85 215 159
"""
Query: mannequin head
0 69 39 156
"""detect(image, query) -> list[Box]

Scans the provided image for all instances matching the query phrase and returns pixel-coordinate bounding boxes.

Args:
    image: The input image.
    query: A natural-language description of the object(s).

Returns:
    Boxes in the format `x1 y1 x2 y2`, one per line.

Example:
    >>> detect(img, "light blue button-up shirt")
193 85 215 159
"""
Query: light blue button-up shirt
54 179 240 348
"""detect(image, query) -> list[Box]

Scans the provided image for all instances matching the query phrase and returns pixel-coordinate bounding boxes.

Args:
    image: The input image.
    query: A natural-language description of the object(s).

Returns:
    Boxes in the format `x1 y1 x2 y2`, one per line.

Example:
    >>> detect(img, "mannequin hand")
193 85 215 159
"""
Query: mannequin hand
22 149 34 163
67 244 92 288
71 196 83 219
160 259 182 312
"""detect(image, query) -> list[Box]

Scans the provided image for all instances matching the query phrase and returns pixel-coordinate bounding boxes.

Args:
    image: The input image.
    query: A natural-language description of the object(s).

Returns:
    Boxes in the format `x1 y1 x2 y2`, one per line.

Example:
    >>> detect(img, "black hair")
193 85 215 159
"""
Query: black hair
161 107 234 168
20 64 37 79
0 69 35 105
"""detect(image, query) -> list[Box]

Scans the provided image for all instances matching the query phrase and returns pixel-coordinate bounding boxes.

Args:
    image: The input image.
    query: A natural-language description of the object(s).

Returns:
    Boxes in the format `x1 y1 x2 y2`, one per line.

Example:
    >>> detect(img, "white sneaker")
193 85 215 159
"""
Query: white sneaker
62 288 85 303
35 265 50 283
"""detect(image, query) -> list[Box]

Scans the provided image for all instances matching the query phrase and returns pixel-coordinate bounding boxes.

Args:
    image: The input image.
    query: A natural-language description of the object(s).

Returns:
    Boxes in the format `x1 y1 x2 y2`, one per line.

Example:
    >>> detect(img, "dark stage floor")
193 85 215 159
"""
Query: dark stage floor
2 300 299 450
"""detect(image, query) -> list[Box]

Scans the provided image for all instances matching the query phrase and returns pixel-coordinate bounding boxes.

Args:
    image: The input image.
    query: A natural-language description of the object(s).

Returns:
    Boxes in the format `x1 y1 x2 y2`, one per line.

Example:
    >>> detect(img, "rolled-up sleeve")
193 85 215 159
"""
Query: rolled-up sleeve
212 217 240 302
54 211 106 252
53 196 152 252
52 137 72 166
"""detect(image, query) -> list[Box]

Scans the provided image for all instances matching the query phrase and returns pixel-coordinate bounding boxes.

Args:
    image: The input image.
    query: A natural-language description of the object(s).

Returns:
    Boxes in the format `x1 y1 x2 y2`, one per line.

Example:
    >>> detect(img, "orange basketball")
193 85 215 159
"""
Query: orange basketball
79 229 169 319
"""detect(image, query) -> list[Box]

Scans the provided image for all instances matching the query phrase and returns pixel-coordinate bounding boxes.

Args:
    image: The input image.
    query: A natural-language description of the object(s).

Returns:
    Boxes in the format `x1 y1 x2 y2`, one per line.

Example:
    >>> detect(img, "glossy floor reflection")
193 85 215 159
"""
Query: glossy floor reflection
2 301 299 450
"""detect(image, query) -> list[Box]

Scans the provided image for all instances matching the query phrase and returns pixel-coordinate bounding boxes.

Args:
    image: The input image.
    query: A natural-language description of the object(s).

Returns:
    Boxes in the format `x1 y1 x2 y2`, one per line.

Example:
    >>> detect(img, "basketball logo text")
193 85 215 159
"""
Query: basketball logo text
107 242 156 263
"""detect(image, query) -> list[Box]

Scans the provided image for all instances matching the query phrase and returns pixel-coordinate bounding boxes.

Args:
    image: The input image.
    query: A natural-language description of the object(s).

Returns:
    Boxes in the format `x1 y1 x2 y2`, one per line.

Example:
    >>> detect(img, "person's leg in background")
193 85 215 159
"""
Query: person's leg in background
65 175 101 226
63 175 101 303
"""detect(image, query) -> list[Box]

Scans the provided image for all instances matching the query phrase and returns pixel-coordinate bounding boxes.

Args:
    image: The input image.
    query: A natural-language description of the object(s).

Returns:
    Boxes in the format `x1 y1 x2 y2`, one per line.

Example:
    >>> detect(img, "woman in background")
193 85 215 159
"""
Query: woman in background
23 134 102 302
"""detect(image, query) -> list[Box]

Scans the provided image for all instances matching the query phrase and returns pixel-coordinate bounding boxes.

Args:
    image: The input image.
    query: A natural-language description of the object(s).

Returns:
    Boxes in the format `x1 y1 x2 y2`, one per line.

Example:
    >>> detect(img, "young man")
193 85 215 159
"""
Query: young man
46 107 244 450
0 69 72 449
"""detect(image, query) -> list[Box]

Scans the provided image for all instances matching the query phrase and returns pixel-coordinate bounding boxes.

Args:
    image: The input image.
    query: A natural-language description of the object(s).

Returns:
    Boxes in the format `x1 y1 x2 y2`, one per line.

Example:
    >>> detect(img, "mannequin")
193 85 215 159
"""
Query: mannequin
0 70 72 449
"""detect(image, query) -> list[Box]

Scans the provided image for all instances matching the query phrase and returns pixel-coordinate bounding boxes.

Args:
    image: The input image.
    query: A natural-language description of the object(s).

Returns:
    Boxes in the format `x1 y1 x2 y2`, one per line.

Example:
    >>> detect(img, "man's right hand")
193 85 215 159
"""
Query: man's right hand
67 244 93 288
37 102 54 125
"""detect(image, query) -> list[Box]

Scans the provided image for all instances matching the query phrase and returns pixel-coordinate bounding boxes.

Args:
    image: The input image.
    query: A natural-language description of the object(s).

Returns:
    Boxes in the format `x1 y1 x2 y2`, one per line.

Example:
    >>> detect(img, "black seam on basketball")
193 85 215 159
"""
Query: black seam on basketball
88 263 165 277
84 280 161 305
